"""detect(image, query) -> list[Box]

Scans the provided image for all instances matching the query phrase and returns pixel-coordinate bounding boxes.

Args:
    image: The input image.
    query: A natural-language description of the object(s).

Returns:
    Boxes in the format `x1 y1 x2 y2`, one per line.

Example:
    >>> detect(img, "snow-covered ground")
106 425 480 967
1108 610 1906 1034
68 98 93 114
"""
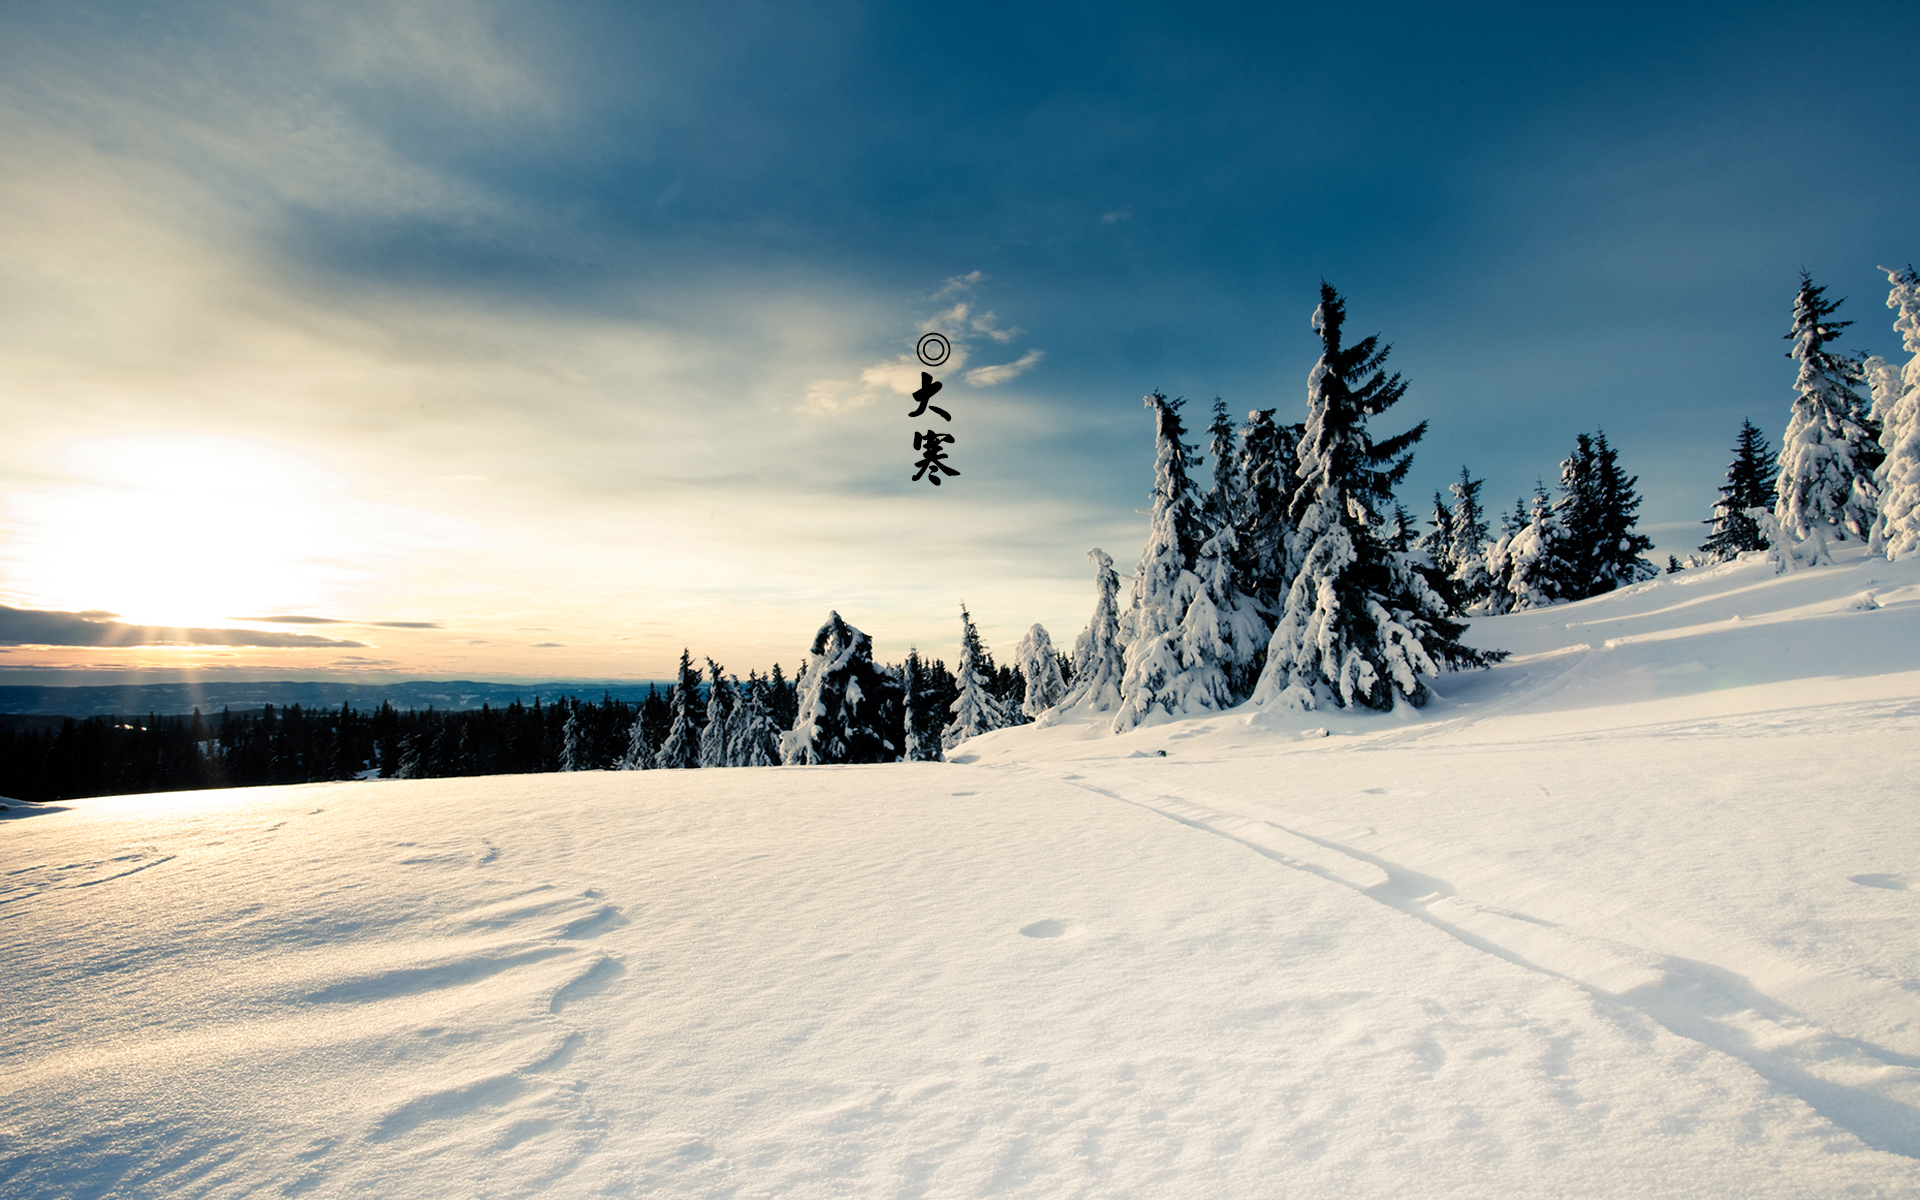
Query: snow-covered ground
4 549 1918 1198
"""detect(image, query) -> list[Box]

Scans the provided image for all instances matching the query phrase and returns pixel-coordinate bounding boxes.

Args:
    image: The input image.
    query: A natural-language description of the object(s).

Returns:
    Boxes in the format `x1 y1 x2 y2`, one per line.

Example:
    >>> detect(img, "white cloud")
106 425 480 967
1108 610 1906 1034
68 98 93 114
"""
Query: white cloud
931 271 985 300
926 302 970 333
969 310 1022 344
964 349 1045 387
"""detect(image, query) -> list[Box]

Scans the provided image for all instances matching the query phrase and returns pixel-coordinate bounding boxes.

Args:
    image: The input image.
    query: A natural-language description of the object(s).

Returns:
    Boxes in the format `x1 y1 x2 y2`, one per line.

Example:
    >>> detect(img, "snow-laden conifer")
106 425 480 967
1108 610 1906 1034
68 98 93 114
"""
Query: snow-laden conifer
1775 272 1879 545
655 650 703 769
1701 420 1778 561
1870 265 1920 559
1418 493 1454 574
901 649 946 761
780 612 903 765
1578 432 1656 594
943 605 1008 748
1504 486 1573 610
1113 394 1207 729
728 672 782 767
619 692 659 770
1203 401 1244 542
1446 468 1493 607
559 702 588 772
1013 624 1067 719
1473 499 1529 617
1178 518 1269 710
698 660 735 769
1253 284 1490 710
1063 548 1126 713
1235 408 1299 607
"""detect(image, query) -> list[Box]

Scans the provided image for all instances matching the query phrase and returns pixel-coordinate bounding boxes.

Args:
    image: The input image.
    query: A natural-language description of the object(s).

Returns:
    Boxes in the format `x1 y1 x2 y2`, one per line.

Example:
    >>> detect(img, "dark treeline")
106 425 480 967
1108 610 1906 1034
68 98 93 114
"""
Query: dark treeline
0 646 1039 801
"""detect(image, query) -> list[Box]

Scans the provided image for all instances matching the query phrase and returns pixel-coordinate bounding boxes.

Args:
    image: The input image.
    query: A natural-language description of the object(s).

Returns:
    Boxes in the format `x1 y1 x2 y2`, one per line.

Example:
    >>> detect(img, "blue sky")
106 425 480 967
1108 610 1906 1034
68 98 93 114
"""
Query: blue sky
1 1 1916 683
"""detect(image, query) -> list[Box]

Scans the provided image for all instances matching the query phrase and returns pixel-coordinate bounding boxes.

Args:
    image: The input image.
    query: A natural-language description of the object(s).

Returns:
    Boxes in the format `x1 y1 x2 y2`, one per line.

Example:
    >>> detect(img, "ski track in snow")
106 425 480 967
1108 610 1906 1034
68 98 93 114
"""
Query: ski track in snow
1030 763 1920 1160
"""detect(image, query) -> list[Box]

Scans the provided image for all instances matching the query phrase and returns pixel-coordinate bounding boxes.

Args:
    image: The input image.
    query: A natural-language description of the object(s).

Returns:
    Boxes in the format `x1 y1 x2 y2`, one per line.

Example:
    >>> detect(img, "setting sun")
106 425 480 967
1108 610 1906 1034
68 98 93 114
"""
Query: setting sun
7 435 396 628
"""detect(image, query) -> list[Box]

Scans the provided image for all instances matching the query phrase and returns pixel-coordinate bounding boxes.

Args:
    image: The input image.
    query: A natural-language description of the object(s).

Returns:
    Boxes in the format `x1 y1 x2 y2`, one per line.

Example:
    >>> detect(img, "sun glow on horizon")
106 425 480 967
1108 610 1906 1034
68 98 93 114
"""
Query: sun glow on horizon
3 434 425 628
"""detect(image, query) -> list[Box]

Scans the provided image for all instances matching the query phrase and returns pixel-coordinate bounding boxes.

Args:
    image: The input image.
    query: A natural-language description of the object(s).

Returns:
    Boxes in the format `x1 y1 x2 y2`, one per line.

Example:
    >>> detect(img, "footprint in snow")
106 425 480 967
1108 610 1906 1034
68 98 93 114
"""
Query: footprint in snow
1849 873 1908 890
1020 919 1084 939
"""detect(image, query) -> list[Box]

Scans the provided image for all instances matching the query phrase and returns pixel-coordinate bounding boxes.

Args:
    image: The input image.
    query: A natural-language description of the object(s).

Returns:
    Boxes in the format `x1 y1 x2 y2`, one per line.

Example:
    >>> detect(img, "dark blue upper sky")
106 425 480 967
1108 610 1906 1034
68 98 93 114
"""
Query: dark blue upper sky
262 0 1920 509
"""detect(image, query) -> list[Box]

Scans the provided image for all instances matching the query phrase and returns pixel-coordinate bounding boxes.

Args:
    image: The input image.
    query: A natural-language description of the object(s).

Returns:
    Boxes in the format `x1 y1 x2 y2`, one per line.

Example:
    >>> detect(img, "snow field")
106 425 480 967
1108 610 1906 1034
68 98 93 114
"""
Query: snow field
2 547 1918 1197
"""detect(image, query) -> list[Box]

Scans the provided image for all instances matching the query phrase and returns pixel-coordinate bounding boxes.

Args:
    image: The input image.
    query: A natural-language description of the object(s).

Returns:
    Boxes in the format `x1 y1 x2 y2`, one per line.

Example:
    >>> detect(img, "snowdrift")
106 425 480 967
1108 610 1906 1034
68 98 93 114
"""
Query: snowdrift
3 549 1917 1198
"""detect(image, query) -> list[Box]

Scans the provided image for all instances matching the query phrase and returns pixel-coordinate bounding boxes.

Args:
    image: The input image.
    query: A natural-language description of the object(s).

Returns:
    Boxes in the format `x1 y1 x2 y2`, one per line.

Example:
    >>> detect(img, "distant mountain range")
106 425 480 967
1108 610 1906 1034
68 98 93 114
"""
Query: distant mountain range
0 680 675 719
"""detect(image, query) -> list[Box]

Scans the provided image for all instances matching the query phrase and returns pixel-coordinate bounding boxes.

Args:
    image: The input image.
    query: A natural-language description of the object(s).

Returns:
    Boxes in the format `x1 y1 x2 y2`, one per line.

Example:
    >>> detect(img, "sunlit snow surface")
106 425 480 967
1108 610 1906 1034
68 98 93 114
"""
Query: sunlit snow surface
5 550 1920 1197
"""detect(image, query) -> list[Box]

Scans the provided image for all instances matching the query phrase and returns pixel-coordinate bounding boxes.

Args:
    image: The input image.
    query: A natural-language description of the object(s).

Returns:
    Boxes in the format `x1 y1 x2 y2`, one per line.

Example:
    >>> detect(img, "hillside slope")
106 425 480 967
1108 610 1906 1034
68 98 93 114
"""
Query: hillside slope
3 550 1916 1198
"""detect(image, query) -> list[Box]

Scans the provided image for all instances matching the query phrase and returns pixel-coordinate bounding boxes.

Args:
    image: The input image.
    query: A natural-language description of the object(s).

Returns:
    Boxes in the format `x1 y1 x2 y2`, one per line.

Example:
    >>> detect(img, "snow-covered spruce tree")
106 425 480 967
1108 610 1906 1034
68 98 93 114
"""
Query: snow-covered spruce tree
943 605 1008 748
1504 484 1573 611
729 672 782 767
1701 419 1779 561
1064 548 1126 712
1551 434 1604 597
901 649 946 761
654 650 704 769
1775 272 1880 547
779 612 903 766
1475 497 1533 616
1446 467 1493 607
1014 624 1067 720
1253 284 1491 711
1204 400 1245 541
1585 432 1656 593
1386 504 1415 552
1113 394 1214 729
1418 491 1455 570
697 659 735 769
1870 265 1920 558
986 660 1028 727
559 701 587 772
1180 513 1271 709
1193 402 1276 697
1235 408 1301 608
625 683 672 768
1112 394 1201 728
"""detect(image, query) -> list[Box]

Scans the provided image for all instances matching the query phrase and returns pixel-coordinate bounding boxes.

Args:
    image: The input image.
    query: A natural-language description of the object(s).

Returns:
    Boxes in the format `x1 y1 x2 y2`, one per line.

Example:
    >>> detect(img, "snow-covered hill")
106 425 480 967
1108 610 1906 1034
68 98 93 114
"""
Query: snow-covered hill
4 550 1918 1198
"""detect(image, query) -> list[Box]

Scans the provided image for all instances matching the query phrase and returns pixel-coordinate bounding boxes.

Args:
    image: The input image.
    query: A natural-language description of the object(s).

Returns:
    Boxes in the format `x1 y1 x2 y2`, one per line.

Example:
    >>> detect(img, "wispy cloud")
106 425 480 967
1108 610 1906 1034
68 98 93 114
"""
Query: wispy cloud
968 311 1022 343
236 615 443 629
964 349 1045 387
931 271 985 300
0 605 367 648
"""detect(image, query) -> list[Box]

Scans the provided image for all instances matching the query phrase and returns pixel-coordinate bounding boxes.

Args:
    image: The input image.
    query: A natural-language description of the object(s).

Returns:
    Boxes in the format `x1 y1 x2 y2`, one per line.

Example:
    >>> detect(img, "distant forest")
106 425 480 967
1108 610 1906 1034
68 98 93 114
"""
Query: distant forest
0 651 1035 803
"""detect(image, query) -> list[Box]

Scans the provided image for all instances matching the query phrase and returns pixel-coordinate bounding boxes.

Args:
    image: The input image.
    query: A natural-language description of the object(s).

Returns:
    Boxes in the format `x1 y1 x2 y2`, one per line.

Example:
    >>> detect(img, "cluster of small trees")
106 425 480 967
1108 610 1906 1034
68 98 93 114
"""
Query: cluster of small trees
762 607 1064 767
1694 267 1920 568
1416 432 1656 614
1052 283 1503 723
